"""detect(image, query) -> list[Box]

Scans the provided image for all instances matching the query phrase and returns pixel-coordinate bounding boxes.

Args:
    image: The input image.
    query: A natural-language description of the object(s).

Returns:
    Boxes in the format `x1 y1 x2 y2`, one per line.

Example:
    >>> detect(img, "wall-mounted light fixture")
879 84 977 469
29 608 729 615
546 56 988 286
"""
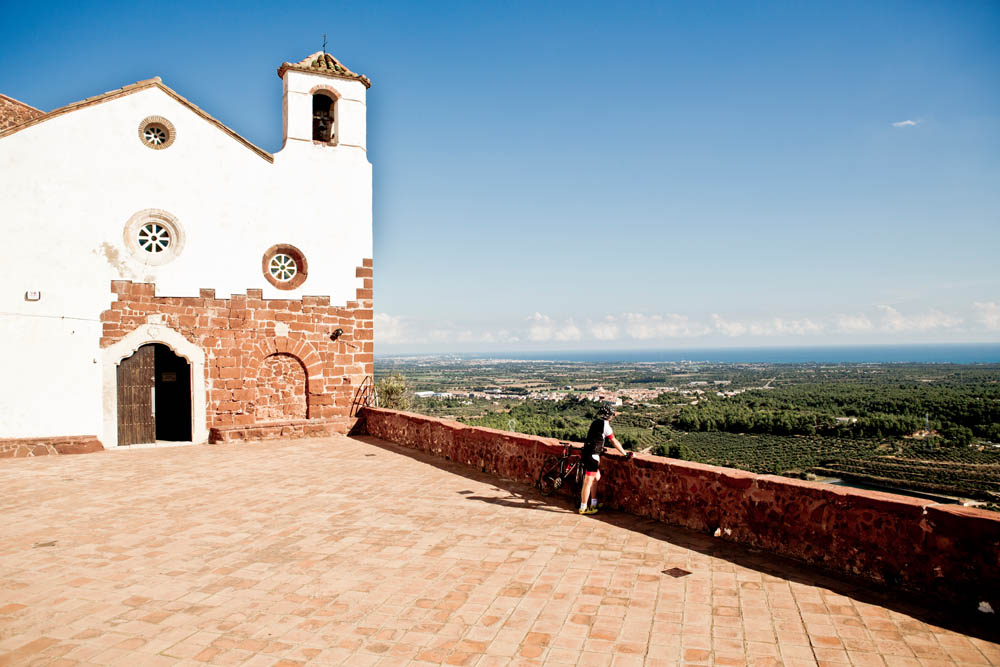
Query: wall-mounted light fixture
330 328 360 350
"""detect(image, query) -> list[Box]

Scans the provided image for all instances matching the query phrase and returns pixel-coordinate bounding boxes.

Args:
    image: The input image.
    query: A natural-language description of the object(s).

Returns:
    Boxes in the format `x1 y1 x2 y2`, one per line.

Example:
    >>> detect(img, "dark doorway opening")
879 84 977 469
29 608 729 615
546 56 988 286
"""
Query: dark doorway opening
116 343 191 445
153 344 191 441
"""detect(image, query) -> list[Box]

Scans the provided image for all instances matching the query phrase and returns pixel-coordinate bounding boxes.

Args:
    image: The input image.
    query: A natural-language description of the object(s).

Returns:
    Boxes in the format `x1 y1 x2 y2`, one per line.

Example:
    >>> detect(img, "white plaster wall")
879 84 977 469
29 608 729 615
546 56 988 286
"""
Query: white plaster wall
0 72 372 439
282 71 368 150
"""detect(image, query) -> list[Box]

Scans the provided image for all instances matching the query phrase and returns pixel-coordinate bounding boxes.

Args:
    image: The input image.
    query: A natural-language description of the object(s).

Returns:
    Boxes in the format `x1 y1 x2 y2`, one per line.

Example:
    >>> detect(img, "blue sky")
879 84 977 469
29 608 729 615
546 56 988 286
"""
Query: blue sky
3 1 998 352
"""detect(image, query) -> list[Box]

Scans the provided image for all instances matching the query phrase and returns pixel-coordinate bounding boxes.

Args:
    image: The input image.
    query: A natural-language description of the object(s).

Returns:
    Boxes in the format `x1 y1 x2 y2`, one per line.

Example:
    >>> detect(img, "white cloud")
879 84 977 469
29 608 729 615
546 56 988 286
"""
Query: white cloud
876 305 962 331
559 322 582 341
711 314 824 337
375 312 412 344
381 303 986 347
527 313 581 342
378 314 524 345
973 302 1000 331
892 119 919 128
835 313 874 333
589 316 620 341
711 314 747 337
464 329 520 344
623 313 708 339
769 318 823 335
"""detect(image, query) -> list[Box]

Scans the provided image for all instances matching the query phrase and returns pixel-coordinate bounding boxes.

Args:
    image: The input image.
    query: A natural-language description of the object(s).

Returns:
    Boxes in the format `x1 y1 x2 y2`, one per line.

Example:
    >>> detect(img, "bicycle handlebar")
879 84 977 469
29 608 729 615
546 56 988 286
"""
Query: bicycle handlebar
559 442 634 461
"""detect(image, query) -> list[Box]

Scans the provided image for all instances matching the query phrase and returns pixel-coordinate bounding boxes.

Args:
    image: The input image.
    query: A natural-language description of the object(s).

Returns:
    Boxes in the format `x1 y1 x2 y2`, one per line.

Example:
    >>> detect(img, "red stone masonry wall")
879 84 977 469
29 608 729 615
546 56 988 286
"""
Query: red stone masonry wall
0 436 103 458
101 260 373 430
359 407 1000 613
255 353 309 421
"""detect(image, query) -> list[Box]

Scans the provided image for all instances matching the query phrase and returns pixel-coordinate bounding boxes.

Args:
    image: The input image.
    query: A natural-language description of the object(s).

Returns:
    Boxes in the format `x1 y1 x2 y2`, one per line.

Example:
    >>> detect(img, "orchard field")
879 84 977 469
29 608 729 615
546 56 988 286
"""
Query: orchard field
377 356 1000 507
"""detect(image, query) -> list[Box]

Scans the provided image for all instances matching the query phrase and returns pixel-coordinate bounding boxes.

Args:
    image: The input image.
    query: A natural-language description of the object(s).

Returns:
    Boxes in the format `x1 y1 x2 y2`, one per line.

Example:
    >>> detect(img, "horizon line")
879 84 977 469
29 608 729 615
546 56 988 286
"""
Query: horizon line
376 341 1000 355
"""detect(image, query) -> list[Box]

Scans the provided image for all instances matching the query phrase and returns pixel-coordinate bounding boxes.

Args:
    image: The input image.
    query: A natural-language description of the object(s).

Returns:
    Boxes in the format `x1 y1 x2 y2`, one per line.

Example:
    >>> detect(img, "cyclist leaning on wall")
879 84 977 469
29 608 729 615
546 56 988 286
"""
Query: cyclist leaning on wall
579 404 632 514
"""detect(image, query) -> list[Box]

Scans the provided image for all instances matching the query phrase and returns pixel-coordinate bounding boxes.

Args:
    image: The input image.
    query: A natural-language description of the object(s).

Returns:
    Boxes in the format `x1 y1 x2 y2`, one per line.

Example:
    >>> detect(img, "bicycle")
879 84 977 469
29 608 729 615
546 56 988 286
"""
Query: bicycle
537 442 636 498
537 442 584 496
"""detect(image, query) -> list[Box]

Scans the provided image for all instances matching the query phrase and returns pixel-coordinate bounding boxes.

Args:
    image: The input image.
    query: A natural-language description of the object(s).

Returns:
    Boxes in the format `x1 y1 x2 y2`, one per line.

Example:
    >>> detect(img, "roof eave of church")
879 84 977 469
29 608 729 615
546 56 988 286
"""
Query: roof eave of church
0 77 274 163
276 51 372 89
0 92 44 114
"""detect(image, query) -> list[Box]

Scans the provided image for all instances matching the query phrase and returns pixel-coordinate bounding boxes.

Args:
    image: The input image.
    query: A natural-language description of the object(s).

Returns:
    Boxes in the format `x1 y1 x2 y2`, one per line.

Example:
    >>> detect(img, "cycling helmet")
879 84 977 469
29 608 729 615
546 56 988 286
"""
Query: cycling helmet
597 404 615 419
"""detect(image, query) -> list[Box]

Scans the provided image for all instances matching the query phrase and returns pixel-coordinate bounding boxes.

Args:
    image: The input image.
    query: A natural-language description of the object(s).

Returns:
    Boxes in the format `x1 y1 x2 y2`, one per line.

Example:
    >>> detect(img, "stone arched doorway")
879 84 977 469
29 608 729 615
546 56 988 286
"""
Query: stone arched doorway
255 353 308 421
117 343 192 445
102 323 208 448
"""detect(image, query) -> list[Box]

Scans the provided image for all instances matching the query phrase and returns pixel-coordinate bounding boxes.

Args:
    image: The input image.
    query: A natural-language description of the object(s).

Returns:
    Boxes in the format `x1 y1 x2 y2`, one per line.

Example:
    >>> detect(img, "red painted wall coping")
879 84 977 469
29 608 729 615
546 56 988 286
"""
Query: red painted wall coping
358 407 1000 612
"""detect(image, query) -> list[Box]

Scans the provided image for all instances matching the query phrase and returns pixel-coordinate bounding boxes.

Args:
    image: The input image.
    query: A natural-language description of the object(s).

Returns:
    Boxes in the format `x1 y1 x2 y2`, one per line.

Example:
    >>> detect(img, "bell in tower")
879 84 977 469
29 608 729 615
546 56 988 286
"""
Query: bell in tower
312 93 334 143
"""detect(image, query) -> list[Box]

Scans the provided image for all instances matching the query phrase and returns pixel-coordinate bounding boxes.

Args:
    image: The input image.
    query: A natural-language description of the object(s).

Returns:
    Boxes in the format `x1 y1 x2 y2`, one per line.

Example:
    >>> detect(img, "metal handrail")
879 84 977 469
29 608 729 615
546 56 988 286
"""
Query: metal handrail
350 375 377 416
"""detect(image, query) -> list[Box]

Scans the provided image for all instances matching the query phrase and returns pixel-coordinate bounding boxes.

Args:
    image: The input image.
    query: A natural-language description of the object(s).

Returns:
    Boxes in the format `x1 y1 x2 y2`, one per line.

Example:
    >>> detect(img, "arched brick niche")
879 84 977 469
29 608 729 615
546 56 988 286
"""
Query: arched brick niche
255 353 308 421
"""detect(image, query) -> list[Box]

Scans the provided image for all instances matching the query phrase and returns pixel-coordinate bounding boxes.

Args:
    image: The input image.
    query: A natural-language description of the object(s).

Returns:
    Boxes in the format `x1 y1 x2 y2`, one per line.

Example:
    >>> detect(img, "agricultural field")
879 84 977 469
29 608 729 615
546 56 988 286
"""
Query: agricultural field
377 356 1000 507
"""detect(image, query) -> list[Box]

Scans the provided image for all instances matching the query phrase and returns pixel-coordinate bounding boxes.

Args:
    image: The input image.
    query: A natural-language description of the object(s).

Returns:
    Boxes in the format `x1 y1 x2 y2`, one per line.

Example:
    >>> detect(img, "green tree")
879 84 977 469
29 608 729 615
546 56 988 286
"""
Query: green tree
940 424 973 447
376 373 410 410
663 443 688 459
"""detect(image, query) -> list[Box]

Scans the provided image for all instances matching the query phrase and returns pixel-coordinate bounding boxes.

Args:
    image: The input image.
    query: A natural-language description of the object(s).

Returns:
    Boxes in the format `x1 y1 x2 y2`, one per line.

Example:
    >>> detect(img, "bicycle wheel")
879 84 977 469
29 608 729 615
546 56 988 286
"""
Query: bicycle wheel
537 456 564 496
571 457 584 491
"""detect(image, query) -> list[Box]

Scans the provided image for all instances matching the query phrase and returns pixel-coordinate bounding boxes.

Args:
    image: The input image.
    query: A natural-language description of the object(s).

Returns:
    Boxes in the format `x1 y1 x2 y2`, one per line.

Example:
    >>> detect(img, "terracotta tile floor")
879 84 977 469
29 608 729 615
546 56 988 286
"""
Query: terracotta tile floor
0 435 996 667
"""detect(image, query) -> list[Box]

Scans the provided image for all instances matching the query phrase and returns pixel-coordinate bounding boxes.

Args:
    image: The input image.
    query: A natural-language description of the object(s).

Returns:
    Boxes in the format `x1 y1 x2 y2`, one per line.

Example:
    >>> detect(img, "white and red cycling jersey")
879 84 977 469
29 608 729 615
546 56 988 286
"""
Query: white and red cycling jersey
582 418 613 468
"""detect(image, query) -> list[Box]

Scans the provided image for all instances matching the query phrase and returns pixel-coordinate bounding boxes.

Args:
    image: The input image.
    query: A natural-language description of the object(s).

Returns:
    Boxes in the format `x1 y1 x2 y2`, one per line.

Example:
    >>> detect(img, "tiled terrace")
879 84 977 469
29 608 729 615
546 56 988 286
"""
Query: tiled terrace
0 436 997 667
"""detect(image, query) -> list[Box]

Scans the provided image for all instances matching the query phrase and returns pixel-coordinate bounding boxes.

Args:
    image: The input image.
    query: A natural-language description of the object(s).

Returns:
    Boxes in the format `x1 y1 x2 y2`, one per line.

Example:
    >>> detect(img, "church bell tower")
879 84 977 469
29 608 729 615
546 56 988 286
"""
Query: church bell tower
277 51 371 152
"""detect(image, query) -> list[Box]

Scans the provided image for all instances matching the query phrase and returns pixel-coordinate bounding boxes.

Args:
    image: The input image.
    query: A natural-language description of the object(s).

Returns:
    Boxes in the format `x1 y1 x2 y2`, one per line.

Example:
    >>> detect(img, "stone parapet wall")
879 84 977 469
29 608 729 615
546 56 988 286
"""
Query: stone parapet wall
359 407 1000 613
0 435 103 458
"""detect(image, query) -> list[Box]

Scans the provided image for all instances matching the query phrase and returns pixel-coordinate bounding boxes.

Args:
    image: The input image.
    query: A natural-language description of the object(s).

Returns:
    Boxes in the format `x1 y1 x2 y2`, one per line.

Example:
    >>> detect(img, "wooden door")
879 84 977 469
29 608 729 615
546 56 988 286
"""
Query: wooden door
117 344 155 445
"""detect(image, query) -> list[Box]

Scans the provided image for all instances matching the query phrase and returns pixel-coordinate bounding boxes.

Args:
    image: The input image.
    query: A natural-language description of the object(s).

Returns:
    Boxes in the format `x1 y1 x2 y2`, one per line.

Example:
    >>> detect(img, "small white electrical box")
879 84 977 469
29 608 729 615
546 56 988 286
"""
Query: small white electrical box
24 291 41 301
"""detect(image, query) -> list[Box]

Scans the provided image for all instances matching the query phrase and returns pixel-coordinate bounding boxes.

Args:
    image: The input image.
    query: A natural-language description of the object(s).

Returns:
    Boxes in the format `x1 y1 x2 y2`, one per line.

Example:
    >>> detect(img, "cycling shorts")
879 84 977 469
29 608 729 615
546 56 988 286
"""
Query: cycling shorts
583 452 600 473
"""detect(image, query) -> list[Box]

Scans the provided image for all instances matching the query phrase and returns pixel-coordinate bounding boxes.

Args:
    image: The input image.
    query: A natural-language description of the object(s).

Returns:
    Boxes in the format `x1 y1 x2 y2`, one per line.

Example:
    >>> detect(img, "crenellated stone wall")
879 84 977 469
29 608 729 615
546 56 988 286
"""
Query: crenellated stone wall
358 407 1000 614
101 265 372 444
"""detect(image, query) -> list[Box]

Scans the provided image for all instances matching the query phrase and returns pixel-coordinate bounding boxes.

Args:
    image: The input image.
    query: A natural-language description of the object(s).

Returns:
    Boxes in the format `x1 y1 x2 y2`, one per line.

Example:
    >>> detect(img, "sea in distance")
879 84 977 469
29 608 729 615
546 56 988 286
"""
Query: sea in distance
393 343 1000 364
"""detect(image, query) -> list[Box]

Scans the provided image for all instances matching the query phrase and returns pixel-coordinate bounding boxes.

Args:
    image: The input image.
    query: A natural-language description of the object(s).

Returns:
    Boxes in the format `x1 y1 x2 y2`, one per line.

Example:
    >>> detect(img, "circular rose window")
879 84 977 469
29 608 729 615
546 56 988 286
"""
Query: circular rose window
262 244 308 290
144 124 169 145
268 253 298 281
137 222 171 253
137 116 176 150
123 209 185 266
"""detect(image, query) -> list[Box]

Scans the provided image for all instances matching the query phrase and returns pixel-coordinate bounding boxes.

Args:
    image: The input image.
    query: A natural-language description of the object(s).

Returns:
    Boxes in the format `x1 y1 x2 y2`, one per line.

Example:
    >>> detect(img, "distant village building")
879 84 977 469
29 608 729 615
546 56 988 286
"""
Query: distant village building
0 52 374 451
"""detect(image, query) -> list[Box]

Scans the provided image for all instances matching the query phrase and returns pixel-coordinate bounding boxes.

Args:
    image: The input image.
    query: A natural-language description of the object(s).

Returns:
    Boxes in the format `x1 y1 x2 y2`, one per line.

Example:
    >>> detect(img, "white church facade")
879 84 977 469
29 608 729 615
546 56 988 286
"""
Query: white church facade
0 52 374 454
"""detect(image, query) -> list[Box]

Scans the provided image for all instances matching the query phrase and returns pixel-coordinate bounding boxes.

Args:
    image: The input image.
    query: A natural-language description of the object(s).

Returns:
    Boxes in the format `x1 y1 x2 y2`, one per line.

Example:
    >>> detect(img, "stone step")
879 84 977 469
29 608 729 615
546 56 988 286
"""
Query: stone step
208 417 358 444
